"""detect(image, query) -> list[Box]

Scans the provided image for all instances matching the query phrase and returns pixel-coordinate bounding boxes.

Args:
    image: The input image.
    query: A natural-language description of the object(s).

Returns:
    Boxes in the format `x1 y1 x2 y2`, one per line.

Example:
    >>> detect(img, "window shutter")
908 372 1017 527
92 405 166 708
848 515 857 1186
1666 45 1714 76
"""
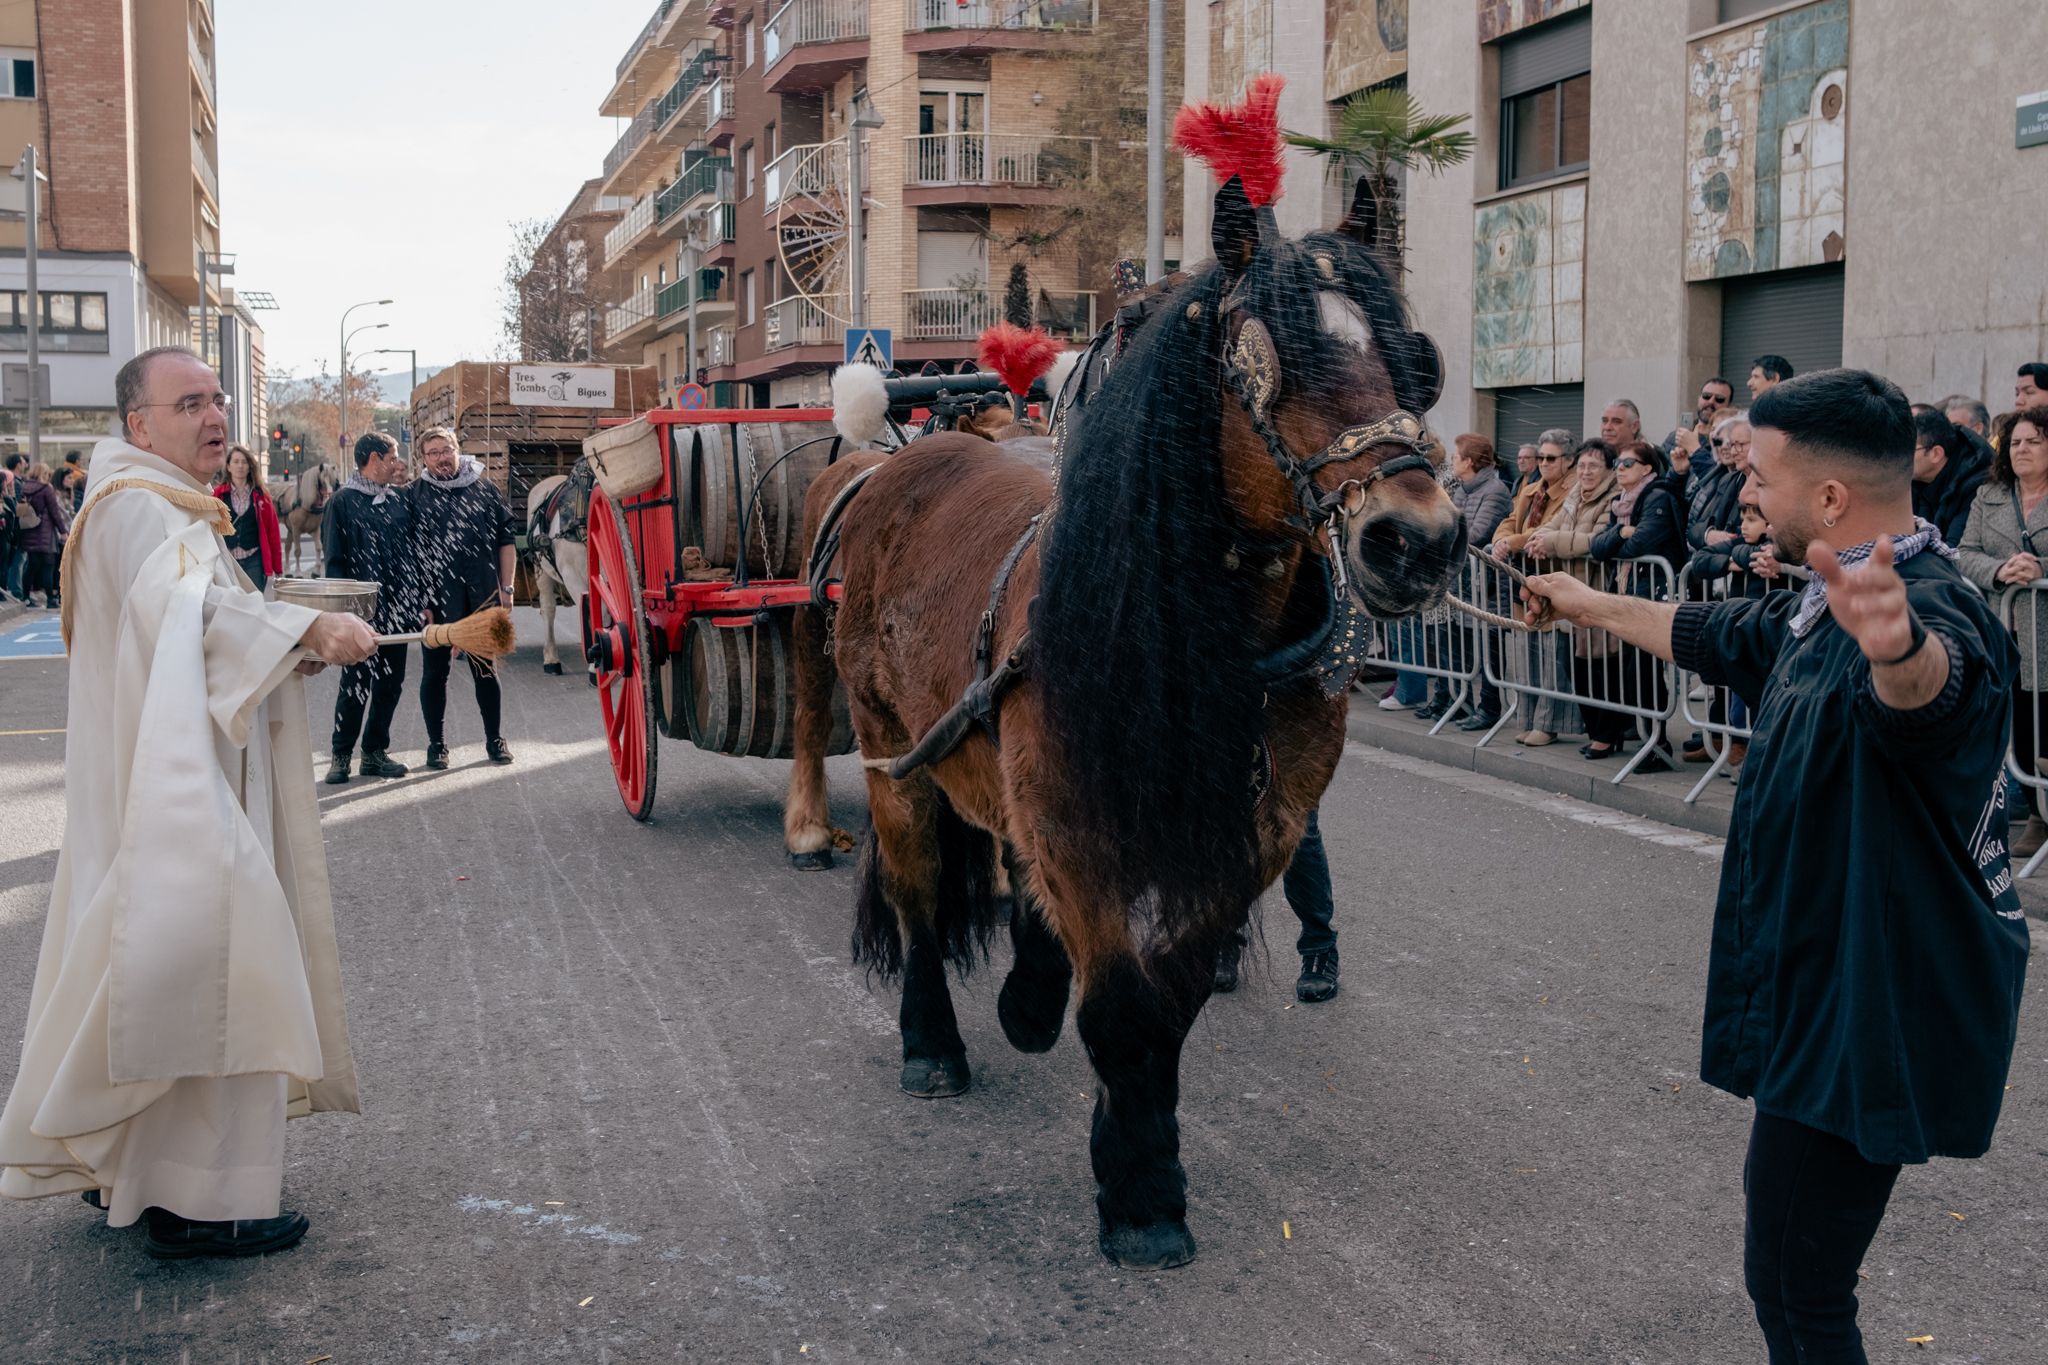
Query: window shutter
1492 383 1588 456
1498 10 1593 99
1719 265 1845 386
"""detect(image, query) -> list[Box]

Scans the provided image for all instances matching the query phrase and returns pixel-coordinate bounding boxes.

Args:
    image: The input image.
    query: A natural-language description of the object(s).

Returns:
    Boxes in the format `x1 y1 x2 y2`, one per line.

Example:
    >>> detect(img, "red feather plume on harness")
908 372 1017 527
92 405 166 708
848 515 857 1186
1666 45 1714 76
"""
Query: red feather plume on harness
1172 72 1287 208
977 322 1063 398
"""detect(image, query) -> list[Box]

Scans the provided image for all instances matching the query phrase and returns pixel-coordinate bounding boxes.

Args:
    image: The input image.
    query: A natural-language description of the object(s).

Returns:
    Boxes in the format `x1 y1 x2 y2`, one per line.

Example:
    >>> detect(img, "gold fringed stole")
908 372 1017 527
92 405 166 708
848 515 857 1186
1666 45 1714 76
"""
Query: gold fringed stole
58 478 236 648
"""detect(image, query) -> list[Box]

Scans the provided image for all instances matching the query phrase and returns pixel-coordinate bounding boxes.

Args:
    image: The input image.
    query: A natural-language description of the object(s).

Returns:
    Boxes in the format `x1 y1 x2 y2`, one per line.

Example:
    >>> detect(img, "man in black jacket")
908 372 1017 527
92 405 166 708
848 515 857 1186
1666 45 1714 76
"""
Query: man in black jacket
409 426 517 768
1526 369 2025 1365
1909 408 1991 545
323 433 414 782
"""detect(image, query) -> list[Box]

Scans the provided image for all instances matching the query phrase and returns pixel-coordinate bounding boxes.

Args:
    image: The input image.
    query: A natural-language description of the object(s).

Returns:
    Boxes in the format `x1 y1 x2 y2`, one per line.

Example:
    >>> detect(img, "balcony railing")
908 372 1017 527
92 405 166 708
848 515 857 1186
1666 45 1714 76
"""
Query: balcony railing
905 132 1096 187
602 103 657 181
764 141 846 209
904 0 1095 31
658 157 732 225
189 27 216 103
191 132 218 203
904 286 1095 340
764 0 868 69
657 278 693 318
764 295 842 351
705 76 732 126
606 284 659 340
603 193 659 266
706 325 736 368
653 42 720 136
616 0 678 79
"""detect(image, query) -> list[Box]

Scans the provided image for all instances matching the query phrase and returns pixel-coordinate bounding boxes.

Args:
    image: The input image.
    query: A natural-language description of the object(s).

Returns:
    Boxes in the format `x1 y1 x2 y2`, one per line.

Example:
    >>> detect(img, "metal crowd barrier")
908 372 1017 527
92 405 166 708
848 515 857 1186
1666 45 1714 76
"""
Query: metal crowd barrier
2000 581 2048 878
1671 561 1810 803
1473 553 1681 782
1364 611 1484 736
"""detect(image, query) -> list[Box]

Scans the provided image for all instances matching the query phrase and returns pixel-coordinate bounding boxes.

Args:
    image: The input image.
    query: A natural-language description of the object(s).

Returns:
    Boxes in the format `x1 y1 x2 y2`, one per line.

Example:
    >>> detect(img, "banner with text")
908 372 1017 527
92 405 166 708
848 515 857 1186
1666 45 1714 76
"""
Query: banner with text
509 365 617 409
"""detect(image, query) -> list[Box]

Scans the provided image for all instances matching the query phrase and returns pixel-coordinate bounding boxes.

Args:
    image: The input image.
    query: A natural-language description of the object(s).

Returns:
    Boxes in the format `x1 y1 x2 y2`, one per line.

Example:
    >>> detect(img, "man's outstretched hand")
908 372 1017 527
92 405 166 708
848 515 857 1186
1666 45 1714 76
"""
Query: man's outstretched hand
1521 572 1600 629
1807 537 1914 663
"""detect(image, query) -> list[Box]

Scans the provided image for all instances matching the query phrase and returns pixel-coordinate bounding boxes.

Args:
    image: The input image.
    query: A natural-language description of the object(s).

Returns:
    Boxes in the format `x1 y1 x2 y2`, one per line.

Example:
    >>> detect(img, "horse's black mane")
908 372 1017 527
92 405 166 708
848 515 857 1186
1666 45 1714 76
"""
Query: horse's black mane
1032 227 1423 918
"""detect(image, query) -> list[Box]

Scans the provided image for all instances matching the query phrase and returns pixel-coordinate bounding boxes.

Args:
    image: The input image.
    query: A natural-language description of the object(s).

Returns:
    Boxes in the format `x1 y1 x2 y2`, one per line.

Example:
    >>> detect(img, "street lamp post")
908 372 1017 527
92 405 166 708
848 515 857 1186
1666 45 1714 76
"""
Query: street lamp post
363 348 418 449
337 298 392 458
7 147 49 466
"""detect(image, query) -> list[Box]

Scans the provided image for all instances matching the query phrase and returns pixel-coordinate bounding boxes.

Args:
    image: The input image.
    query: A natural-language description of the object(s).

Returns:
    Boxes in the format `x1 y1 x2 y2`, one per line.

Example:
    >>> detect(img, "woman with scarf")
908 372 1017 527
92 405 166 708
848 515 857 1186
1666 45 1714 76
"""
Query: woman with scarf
1490 429 1581 744
408 426 517 769
1589 440 1687 767
1525 439 1623 758
214 445 282 592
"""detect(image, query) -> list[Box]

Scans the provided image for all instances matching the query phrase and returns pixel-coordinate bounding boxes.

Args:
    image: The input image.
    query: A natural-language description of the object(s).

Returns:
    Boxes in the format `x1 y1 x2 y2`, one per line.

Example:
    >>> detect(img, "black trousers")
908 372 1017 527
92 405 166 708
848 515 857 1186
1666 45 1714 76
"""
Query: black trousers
331 642 409 757
421 643 502 744
1743 1112 1901 1365
1227 809 1335 957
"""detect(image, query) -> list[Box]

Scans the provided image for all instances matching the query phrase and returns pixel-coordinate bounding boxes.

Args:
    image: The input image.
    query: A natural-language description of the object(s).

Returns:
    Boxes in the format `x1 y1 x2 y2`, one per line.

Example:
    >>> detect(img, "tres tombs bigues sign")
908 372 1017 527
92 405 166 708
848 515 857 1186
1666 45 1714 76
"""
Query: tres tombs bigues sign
509 365 617 408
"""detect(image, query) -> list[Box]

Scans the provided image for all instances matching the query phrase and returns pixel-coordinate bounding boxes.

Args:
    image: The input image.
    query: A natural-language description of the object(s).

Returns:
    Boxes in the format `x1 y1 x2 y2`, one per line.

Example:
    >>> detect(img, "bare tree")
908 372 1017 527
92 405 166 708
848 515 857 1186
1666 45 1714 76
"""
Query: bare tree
503 217 600 362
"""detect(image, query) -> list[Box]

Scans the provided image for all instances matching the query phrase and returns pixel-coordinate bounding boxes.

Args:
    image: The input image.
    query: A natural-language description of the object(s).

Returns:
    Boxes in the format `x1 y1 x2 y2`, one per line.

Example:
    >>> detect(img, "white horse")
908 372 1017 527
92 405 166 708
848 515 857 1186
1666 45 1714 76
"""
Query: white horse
274 463 338 573
525 467 591 676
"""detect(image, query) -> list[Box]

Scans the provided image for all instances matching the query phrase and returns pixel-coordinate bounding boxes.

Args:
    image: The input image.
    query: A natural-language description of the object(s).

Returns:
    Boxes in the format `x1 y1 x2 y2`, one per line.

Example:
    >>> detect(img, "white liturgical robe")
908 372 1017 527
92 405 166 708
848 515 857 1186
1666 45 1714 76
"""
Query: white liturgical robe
0 440 359 1227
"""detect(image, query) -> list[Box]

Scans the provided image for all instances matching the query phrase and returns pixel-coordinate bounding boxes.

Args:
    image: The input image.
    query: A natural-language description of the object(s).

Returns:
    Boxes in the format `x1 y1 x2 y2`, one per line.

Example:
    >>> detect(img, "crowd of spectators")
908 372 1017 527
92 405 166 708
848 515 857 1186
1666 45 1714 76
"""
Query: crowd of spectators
1375 360 2048 844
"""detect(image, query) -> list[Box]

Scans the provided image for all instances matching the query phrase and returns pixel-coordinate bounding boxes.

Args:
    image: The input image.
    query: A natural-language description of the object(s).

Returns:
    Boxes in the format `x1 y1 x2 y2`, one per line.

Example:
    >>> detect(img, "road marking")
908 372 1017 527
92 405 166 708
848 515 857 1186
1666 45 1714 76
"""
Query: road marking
1344 741 1726 862
0 617 65 660
0 727 64 737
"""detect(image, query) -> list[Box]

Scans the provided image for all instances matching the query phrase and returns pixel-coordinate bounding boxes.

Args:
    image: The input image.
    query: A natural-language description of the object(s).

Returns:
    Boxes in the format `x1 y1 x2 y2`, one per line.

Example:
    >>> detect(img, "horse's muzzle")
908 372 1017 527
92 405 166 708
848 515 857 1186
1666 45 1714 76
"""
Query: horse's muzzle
1343 506 1468 619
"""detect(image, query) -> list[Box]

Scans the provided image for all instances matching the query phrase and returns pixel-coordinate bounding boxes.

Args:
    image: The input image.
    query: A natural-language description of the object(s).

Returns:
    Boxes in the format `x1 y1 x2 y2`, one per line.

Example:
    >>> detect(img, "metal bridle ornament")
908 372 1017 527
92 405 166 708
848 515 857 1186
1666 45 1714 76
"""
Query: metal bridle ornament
1221 315 1438 538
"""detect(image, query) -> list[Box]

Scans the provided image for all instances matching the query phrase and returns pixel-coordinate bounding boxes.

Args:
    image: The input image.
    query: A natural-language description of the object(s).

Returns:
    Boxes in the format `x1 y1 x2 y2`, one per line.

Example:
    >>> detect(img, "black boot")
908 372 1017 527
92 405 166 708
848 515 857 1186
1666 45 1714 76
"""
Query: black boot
486 737 514 765
359 750 409 779
1213 936 1243 993
1295 950 1340 1003
325 752 351 785
425 742 450 770
143 1207 310 1260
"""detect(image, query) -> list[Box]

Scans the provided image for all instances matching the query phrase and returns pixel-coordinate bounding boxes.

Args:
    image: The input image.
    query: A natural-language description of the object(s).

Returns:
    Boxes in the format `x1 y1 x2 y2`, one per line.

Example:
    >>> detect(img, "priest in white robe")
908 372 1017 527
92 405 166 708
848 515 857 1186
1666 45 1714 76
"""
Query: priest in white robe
0 346 379 1259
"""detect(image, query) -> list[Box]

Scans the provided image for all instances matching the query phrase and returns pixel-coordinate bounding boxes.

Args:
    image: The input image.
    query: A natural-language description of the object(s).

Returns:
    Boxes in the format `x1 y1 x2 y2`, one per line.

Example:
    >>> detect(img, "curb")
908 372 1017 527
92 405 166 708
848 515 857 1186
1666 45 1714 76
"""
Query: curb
1345 702 2048 923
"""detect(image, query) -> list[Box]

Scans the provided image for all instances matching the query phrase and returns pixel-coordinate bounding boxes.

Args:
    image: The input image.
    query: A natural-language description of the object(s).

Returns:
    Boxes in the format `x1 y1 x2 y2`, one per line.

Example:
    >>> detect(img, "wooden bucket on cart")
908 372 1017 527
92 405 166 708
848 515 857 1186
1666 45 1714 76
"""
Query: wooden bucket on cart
684 421 840 576
662 612 854 760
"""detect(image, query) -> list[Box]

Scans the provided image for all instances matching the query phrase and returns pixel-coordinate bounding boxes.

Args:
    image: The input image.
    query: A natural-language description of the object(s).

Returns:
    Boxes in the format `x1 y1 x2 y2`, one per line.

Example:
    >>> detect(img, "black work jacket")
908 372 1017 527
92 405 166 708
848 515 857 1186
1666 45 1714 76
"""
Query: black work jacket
410 478 516 619
1911 429 1993 547
1672 553 2028 1164
322 484 417 633
1590 478 1686 598
1684 462 1746 551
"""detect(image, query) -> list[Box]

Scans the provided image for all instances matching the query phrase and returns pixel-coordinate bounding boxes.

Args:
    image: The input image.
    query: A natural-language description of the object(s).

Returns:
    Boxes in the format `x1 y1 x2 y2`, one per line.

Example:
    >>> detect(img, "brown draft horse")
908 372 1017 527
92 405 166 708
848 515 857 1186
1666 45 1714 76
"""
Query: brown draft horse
783 178 1464 1268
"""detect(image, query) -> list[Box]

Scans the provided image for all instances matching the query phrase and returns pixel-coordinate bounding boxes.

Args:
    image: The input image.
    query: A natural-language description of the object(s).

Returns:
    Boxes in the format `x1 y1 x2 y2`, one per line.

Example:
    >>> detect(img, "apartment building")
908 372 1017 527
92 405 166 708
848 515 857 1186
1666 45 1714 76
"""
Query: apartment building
0 0 263 464
1187 0 2048 453
590 0 1103 408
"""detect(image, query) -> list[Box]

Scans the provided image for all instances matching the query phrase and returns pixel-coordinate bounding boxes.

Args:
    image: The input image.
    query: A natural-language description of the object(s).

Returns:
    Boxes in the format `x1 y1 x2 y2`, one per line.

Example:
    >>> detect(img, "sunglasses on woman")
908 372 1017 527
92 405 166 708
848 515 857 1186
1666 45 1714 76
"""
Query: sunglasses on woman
1615 457 1643 469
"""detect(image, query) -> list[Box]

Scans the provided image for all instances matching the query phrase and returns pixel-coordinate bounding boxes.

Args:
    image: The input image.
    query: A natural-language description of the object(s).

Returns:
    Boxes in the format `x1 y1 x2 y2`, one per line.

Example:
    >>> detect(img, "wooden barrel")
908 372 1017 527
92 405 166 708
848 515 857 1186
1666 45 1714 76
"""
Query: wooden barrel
679 613 854 759
687 421 840 575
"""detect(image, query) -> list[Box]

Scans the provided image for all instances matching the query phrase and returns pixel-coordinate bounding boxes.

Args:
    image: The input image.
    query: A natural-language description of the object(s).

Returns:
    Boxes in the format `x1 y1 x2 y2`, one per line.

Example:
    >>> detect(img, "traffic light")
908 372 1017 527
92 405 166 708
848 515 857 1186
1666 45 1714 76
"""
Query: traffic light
270 424 287 450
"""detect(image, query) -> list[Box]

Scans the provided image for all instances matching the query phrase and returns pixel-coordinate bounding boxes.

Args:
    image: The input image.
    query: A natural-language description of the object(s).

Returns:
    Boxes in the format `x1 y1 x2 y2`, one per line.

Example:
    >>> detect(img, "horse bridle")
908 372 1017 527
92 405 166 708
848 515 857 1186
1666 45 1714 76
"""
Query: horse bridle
1220 310 1439 538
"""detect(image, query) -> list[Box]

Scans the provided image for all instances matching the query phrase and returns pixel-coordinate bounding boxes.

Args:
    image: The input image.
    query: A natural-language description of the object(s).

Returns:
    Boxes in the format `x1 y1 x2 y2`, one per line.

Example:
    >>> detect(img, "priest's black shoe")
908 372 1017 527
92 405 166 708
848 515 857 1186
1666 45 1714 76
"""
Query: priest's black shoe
486 737 515 765
1295 951 1339 1003
324 753 351 785
359 751 408 779
143 1208 310 1260
425 742 450 770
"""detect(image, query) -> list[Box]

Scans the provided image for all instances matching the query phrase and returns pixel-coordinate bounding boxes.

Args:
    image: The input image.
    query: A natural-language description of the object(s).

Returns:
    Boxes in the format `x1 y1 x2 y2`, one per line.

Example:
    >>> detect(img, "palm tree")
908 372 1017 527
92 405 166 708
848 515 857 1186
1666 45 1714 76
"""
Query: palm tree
1285 86 1475 272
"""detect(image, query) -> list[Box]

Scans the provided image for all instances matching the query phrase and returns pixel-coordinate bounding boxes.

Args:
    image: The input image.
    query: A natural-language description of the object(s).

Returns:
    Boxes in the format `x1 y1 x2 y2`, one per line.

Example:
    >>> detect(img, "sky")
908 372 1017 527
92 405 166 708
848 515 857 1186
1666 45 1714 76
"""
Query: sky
217 0 656 384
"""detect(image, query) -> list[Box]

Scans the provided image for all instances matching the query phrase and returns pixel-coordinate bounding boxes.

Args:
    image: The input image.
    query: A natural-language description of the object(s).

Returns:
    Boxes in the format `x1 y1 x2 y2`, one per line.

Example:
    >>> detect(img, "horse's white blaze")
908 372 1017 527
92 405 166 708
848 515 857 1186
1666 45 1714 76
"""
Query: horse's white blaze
1318 292 1374 355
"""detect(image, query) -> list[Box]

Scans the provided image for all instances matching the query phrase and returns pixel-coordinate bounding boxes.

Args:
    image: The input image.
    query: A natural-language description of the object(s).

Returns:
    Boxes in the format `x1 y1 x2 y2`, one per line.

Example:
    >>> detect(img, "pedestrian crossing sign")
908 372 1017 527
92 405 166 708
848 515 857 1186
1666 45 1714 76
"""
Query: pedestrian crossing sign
845 329 892 371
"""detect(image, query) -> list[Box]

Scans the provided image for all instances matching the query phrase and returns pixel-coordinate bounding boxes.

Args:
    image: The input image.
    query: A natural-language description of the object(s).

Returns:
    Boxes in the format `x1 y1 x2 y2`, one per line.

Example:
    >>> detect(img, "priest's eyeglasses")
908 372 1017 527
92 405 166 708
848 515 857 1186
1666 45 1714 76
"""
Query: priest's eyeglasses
136 392 234 417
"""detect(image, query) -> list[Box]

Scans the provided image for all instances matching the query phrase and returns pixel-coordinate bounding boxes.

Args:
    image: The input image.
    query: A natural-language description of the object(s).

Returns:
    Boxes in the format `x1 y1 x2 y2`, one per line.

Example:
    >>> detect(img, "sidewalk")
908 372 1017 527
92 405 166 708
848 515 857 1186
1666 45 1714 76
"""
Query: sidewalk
1345 695 2048 922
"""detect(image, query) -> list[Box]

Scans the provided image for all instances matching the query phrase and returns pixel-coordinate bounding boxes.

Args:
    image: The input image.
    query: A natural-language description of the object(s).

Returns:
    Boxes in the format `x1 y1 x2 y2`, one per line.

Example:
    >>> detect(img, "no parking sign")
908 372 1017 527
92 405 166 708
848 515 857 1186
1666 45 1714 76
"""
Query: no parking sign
676 382 709 411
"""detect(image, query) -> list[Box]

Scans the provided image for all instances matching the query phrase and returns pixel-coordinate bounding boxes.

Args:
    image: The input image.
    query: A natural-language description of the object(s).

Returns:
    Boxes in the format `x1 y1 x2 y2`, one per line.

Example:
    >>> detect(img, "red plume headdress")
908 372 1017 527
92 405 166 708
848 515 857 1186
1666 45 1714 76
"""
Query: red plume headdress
977 322 1063 398
1171 73 1287 207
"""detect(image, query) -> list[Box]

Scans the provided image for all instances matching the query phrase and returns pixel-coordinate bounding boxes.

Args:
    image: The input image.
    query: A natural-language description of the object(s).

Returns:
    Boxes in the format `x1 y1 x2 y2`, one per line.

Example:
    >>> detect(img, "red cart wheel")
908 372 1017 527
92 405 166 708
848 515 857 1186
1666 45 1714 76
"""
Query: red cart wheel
582 486 660 821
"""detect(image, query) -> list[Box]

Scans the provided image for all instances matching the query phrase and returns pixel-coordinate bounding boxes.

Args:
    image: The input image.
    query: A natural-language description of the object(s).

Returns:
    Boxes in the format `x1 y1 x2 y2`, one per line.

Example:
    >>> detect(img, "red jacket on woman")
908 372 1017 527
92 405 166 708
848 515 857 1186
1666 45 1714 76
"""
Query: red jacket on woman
214 481 283 576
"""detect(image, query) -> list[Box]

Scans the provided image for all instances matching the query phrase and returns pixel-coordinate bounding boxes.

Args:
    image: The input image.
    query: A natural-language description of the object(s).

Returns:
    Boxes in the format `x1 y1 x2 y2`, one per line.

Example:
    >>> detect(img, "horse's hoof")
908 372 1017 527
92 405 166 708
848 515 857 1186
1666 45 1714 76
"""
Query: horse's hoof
1098 1220 1197 1270
543 662 564 675
788 848 834 871
997 972 1065 1053
899 1054 970 1098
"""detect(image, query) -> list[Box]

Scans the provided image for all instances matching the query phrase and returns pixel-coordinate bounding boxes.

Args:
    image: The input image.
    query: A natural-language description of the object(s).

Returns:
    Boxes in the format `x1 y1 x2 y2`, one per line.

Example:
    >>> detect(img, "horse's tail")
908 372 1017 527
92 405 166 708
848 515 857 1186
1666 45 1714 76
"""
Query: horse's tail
849 796 1000 982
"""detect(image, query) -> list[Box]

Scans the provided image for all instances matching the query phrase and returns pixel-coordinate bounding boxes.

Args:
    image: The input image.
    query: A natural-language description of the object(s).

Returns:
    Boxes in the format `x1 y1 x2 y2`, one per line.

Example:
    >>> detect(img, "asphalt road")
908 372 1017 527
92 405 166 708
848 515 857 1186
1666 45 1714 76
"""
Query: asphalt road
1 606 2043 1364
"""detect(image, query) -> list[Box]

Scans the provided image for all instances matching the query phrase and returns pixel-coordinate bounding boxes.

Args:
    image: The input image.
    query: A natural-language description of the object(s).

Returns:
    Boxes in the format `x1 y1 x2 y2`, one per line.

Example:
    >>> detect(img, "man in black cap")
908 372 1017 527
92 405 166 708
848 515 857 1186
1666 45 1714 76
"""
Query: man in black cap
323 432 414 782
1526 368 2027 1364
